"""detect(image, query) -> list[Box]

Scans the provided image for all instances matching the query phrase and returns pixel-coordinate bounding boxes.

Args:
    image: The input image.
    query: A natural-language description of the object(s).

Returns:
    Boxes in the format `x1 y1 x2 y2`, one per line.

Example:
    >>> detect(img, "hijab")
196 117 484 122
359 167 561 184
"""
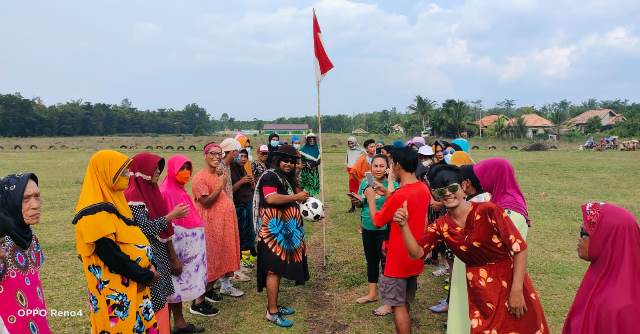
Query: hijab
159 155 204 229
124 153 172 238
73 150 148 257
563 202 640 334
451 138 470 153
447 151 474 167
473 157 530 223
301 133 320 159
0 173 38 249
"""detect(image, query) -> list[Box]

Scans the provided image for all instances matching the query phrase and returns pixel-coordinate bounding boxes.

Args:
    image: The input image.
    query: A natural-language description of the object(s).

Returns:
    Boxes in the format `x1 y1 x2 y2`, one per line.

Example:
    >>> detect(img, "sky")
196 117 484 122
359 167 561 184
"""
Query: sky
1 0 639 120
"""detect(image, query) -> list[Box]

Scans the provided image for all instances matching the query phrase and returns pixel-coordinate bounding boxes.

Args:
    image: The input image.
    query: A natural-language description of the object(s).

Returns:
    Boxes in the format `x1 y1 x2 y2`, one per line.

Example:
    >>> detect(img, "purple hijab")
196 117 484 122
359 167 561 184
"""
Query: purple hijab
473 157 530 224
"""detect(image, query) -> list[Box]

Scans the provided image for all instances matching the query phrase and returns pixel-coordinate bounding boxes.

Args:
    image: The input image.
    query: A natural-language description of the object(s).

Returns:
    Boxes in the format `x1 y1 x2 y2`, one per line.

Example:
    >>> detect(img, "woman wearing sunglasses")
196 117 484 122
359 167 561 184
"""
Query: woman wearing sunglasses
563 203 640 334
393 165 549 334
253 144 310 328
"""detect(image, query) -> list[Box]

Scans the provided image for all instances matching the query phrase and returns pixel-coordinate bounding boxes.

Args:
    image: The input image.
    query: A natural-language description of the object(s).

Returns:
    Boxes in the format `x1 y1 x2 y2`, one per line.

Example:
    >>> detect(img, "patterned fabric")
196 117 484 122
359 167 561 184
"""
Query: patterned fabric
255 170 309 292
165 225 207 304
192 168 240 283
0 235 51 334
74 150 157 333
251 161 267 181
299 166 320 197
418 202 549 334
129 204 174 312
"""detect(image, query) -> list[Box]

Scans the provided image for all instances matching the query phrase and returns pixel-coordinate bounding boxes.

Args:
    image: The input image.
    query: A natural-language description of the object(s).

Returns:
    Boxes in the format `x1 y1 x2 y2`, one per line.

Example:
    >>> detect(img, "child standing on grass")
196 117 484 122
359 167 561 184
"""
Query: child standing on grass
372 147 431 334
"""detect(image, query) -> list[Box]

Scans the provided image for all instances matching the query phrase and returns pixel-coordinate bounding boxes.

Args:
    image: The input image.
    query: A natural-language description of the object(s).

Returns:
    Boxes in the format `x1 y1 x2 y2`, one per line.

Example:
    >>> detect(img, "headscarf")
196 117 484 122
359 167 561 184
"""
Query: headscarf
0 173 38 249
412 136 426 146
159 155 204 229
392 140 405 148
73 150 147 256
563 202 640 334
220 138 241 152
235 133 250 148
473 157 530 223
448 151 474 167
124 153 172 238
291 135 301 144
452 138 470 153
301 133 320 159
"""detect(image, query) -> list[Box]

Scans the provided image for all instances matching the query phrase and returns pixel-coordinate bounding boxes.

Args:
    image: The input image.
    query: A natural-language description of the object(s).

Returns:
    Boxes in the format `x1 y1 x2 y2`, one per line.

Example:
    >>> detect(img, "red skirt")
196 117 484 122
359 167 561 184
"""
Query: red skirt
347 168 359 193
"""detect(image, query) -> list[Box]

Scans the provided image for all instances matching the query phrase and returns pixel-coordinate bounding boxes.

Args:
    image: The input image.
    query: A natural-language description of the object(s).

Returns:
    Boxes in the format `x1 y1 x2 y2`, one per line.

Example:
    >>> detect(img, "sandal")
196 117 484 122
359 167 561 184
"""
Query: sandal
171 323 205 334
372 305 392 317
356 296 378 304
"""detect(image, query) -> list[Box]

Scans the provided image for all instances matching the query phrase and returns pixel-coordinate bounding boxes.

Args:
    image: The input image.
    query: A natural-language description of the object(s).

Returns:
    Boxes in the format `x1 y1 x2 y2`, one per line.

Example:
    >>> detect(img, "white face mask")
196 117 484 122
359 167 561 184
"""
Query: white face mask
293 144 301 150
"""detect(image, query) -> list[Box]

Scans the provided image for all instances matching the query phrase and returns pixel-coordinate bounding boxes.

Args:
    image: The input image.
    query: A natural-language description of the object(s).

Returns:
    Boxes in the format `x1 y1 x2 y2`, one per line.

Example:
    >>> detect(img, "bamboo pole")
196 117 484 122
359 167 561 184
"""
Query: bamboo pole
316 80 328 268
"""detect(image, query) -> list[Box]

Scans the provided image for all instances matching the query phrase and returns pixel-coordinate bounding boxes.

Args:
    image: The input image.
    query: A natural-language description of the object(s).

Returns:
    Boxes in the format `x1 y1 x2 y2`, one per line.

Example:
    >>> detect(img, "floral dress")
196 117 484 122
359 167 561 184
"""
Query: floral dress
0 235 51 334
418 202 549 334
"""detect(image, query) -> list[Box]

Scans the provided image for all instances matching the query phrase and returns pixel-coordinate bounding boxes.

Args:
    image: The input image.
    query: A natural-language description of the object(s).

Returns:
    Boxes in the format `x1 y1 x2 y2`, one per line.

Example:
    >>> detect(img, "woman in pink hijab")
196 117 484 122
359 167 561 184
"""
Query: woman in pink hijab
563 202 640 334
472 157 530 239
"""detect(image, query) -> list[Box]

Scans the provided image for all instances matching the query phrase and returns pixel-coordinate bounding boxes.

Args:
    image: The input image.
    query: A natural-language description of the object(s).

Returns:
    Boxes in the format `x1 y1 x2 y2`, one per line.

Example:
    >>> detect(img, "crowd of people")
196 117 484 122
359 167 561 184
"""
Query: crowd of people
0 132 638 334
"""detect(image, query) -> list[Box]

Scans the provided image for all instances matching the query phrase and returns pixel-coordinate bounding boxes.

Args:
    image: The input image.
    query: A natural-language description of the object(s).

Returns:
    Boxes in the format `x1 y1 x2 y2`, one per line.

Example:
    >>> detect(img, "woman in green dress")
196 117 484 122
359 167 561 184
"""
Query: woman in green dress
299 133 321 197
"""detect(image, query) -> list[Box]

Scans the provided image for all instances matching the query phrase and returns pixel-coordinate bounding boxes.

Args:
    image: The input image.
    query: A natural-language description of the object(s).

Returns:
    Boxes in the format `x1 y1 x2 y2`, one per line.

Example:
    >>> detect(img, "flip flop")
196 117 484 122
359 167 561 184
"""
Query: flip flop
372 305 392 316
356 296 378 304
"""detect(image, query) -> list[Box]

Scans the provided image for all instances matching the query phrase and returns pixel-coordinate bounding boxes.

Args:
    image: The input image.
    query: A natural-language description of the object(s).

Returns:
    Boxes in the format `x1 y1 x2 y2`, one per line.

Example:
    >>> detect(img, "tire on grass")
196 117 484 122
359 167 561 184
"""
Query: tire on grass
471 145 480 150
189 145 197 151
49 145 56 150
30 145 38 150
165 145 174 150
177 146 185 151
510 145 518 150
120 145 128 150
488 145 497 150
156 146 163 150
14 145 22 150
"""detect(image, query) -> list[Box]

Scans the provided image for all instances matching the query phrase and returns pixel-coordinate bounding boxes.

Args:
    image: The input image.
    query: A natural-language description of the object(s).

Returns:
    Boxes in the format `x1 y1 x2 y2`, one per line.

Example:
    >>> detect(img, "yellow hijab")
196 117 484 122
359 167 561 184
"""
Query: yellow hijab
74 150 148 256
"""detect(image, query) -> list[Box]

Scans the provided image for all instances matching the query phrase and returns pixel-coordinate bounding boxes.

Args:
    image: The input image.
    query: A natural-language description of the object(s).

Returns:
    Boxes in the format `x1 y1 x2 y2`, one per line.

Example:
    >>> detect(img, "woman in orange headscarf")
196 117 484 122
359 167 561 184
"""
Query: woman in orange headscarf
73 150 159 333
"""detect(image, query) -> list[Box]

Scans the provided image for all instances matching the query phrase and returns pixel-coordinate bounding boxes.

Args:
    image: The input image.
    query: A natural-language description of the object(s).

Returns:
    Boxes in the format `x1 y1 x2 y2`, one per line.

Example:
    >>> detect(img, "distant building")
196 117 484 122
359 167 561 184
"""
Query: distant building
351 128 369 135
471 114 510 131
564 109 626 131
262 123 310 136
508 114 554 138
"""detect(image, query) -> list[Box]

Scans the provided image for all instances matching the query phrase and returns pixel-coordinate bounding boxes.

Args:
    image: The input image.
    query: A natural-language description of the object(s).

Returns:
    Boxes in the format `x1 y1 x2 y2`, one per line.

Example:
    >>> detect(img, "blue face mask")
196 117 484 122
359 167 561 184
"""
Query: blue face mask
270 140 279 147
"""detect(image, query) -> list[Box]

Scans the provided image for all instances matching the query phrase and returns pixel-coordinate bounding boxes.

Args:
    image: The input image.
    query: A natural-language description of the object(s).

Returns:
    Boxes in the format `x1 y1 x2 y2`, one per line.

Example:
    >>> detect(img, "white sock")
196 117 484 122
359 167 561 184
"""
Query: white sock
220 277 232 290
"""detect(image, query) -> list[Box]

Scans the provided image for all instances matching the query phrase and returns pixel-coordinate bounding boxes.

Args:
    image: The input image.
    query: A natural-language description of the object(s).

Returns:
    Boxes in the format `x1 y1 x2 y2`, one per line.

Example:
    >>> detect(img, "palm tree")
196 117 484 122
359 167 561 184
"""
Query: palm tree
408 95 437 134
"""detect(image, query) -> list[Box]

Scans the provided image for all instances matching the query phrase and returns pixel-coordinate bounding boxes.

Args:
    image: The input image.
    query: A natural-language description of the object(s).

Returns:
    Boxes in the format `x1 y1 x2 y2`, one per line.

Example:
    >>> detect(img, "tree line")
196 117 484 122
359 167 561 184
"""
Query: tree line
1 92 638 138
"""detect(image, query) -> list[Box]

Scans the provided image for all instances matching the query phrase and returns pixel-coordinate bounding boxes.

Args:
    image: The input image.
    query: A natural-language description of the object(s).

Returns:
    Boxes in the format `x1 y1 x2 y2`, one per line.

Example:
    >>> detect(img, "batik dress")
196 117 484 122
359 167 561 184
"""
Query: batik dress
299 146 321 197
0 235 51 334
418 202 548 334
254 169 309 292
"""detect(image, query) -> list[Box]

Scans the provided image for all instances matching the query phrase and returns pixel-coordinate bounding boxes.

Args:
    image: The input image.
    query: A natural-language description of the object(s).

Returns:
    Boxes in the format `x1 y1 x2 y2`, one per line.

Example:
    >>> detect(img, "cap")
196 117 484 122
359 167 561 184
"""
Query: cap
418 145 434 156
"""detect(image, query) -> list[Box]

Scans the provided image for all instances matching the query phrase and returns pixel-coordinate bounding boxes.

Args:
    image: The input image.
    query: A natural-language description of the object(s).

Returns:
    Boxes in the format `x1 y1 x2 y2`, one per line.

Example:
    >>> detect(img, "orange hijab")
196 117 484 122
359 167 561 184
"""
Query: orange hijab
74 150 148 256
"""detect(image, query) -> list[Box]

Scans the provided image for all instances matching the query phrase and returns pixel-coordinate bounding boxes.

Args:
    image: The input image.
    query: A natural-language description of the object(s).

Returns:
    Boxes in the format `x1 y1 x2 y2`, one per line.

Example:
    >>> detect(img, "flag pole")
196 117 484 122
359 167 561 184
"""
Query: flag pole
316 79 328 269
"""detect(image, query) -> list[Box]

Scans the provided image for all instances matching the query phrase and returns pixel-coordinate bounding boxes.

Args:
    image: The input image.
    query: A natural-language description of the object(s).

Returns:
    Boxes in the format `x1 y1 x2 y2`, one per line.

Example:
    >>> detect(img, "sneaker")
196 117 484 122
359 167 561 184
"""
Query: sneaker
233 270 251 282
432 266 448 277
204 289 223 303
429 300 449 313
189 301 219 317
443 284 449 291
220 285 245 297
266 310 293 328
278 305 295 316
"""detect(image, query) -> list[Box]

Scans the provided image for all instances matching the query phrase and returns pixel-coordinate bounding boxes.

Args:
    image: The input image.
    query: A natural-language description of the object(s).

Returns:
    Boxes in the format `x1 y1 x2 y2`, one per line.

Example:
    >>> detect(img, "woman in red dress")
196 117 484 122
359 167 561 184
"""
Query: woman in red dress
394 165 548 334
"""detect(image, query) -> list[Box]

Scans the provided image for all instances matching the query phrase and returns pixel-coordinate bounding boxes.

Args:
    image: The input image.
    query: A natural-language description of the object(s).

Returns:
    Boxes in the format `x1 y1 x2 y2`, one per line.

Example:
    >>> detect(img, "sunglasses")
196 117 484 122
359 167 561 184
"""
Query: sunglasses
580 227 589 239
432 183 460 200
281 158 298 164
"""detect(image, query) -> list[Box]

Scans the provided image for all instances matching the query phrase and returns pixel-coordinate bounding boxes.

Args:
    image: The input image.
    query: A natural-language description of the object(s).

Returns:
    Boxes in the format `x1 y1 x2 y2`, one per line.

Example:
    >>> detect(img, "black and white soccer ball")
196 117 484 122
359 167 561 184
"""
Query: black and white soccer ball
299 197 324 222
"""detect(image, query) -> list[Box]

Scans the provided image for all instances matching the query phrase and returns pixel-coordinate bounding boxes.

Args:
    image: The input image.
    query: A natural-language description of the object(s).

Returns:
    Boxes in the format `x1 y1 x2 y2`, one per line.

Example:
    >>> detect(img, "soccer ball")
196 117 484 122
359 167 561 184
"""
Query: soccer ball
299 197 324 222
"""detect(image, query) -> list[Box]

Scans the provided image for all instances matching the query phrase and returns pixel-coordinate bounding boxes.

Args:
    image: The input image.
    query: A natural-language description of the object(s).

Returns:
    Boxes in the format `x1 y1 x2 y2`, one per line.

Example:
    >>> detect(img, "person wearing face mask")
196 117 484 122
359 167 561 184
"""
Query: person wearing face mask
253 144 310 328
415 145 434 184
395 164 549 334
124 153 191 334
266 133 281 166
299 133 321 197
160 154 214 331
74 150 159 333
192 141 246 300
1 173 52 334
291 135 302 150
563 203 640 334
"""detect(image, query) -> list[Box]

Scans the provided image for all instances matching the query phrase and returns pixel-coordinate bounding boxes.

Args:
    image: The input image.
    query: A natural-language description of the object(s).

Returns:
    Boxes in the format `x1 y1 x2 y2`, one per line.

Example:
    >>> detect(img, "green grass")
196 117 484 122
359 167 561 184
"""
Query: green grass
0 139 638 333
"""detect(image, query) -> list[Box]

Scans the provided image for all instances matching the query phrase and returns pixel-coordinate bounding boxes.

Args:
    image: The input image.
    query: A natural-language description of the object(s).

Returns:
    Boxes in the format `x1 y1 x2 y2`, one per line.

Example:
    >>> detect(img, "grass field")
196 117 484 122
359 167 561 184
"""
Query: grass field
0 137 638 333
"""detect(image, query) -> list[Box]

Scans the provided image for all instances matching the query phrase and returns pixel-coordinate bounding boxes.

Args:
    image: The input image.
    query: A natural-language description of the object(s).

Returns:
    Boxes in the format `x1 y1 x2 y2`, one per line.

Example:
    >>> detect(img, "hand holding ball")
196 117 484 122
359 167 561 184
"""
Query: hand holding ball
300 197 325 222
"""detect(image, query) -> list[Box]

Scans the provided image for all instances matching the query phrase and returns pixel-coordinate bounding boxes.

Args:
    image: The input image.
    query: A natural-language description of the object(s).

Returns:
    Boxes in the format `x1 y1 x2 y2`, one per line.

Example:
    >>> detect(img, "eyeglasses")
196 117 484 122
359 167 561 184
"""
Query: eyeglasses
432 183 460 200
580 227 589 239
207 151 223 158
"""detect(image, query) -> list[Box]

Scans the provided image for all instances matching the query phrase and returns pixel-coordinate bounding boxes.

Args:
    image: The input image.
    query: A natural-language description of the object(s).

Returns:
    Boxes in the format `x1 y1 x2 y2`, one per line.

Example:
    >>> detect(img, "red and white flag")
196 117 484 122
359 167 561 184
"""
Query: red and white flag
313 10 334 83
